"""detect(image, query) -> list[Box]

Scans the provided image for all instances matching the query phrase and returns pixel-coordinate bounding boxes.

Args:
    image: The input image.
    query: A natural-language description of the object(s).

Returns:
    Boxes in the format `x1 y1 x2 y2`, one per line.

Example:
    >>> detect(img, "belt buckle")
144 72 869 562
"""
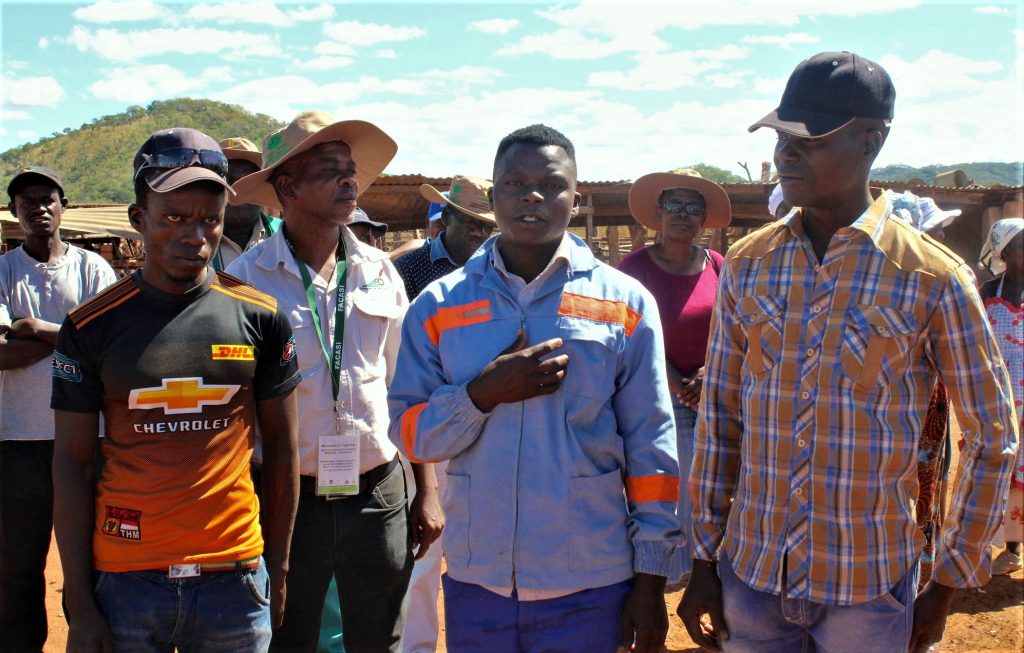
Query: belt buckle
168 563 201 578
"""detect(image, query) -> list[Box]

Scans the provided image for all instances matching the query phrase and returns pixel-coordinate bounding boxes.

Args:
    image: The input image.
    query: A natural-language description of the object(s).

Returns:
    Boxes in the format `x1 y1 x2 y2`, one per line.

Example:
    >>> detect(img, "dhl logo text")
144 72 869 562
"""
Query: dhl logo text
211 344 255 360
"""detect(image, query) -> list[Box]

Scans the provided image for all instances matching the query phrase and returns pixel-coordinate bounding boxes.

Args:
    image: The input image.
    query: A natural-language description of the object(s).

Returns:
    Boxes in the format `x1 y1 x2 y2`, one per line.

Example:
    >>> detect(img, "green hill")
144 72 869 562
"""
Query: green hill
871 161 1023 187
0 99 283 204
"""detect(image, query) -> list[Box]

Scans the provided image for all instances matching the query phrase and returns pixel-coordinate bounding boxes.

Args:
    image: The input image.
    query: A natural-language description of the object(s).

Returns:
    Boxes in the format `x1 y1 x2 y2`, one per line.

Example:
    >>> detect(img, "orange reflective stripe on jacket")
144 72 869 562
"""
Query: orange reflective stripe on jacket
626 474 680 504
558 292 641 336
422 300 492 345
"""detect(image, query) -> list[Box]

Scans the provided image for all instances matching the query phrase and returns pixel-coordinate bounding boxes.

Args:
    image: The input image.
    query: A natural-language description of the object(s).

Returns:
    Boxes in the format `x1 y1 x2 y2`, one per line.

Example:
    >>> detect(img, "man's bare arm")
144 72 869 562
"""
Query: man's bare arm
0 333 53 370
53 409 113 652
255 388 300 629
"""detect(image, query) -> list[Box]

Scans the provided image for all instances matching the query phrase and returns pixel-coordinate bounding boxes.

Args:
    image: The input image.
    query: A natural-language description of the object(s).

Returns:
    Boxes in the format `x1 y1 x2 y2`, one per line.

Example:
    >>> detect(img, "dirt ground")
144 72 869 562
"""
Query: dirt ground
39 541 1024 652
41 419 1023 652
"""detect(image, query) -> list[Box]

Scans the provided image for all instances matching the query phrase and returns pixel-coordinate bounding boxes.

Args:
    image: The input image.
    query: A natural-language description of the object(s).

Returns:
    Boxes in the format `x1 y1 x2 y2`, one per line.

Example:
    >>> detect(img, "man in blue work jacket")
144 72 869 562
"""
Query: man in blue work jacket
388 124 682 653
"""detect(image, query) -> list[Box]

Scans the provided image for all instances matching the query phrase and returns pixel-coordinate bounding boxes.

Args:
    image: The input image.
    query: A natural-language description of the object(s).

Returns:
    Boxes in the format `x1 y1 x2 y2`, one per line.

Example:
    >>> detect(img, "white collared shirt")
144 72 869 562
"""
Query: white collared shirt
227 226 407 475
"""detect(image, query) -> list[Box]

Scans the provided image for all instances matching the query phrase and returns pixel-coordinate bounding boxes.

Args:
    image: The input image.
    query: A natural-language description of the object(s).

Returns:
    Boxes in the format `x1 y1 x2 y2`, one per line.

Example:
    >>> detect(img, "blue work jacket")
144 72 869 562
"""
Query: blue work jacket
388 234 683 592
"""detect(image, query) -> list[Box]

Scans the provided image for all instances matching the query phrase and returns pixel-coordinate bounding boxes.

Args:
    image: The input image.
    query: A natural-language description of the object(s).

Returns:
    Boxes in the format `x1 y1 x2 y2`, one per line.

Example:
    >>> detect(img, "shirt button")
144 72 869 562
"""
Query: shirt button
812 305 822 314
800 391 810 400
814 264 821 272
806 348 816 357
798 439 806 447
338 400 349 409
795 487 803 495
876 326 887 335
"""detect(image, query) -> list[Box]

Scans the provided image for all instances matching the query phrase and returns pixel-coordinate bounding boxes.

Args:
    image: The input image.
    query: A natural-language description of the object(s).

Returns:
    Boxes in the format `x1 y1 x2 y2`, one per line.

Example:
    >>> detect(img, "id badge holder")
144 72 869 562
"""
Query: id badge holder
317 433 360 499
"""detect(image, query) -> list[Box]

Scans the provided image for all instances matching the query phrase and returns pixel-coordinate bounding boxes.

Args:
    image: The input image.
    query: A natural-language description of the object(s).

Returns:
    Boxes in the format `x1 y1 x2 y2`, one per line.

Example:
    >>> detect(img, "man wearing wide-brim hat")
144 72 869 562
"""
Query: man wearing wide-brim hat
213 136 282 271
228 110 441 652
395 175 496 302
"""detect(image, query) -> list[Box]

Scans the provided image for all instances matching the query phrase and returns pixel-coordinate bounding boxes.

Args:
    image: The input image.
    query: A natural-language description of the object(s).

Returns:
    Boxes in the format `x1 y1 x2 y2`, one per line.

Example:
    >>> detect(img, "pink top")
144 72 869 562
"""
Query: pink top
619 246 723 376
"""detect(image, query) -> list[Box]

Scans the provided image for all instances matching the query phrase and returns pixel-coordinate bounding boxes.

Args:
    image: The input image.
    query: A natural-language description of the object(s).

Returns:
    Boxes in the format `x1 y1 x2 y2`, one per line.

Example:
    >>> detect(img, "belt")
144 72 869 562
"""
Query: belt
157 556 260 578
297 456 401 498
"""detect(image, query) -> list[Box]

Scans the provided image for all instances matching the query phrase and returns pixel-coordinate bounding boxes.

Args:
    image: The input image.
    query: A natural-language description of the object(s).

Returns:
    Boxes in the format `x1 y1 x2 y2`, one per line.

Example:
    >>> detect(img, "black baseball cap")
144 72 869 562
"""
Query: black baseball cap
133 128 234 194
7 165 65 201
749 51 895 138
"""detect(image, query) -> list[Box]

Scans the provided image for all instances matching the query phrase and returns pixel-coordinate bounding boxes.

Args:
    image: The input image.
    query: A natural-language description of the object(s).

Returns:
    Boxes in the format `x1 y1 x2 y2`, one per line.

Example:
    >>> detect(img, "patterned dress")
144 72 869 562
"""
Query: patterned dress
986 278 1024 543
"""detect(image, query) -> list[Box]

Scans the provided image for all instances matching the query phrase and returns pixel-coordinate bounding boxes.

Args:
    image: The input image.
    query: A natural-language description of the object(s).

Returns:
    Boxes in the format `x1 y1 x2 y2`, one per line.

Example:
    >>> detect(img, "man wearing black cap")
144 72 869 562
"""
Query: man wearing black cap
51 128 301 652
0 166 116 650
678 52 1017 653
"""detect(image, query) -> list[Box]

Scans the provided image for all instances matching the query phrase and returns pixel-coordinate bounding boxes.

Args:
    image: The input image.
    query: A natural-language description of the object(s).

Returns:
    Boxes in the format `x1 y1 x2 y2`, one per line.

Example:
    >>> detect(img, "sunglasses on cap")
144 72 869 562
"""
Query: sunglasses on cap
660 200 706 216
133 148 230 182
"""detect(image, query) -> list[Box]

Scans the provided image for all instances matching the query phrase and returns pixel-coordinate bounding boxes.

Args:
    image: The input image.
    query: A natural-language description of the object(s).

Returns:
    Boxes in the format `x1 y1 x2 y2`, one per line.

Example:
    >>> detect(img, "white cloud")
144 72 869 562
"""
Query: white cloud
879 49 1002 100
314 41 357 57
88 64 235 103
587 45 750 91
1015 28 1024 48
469 18 520 35
185 2 335 27
376 49 398 59
497 0 919 62
1 75 66 108
214 67 503 123
16 130 35 140
73 0 169 23
67 25 282 62
2 109 32 121
4 59 29 71
37 38 49 49
740 33 821 49
974 6 1015 16
496 28 664 59
295 56 353 71
322 21 426 47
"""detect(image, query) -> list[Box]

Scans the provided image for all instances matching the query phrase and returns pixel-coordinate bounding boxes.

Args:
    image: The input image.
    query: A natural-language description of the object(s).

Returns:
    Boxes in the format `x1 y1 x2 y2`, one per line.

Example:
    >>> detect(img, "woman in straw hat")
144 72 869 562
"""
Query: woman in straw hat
619 169 731 585
979 218 1024 575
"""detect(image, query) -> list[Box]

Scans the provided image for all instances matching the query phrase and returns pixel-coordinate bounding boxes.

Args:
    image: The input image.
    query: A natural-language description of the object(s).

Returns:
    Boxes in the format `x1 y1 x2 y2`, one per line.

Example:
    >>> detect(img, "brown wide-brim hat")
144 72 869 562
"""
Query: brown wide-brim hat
628 169 732 230
231 110 397 211
419 174 495 223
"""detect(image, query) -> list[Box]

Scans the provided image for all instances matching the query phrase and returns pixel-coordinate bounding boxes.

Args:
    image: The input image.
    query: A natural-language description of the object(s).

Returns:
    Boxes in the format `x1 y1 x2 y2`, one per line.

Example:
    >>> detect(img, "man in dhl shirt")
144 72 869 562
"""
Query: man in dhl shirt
51 128 301 652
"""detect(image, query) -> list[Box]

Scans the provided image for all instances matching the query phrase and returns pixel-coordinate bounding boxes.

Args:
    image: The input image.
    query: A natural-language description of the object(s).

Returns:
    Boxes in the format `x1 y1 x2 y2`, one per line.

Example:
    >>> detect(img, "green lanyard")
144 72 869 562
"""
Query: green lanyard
285 235 347 404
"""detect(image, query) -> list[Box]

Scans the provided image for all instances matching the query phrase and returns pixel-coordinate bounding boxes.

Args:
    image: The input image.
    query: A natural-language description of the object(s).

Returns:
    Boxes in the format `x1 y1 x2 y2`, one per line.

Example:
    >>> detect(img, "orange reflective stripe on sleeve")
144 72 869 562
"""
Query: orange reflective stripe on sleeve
423 300 492 345
401 402 429 463
558 292 641 336
625 475 680 504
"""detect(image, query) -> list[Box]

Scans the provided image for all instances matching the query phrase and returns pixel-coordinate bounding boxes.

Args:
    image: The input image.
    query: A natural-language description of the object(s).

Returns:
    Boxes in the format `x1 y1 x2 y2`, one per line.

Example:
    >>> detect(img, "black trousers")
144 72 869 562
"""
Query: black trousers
256 458 413 653
0 440 54 653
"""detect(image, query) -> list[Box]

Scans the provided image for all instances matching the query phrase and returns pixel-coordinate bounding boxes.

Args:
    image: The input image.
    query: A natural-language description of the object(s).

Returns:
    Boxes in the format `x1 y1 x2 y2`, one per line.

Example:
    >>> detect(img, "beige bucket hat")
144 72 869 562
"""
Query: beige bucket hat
231 110 397 211
628 168 732 230
218 137 263 167
419 175 495 223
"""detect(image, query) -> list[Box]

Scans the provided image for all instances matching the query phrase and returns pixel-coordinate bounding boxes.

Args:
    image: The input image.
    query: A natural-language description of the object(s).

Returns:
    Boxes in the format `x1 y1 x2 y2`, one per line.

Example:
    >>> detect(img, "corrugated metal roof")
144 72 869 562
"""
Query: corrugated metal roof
1 205 136 241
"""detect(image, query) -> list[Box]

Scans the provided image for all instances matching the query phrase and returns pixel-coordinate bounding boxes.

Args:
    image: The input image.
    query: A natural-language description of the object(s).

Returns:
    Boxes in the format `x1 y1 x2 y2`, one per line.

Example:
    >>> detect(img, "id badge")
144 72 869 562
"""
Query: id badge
317 434 360 497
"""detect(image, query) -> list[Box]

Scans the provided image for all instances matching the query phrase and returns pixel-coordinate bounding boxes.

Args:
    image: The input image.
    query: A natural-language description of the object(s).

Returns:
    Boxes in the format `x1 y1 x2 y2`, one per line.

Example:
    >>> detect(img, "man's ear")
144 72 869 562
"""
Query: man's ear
570 191 582 218
272 173 297 202
7 201 15 219
487 187 494 210
127 204 145 231
864 128 884 157
60 196 69 210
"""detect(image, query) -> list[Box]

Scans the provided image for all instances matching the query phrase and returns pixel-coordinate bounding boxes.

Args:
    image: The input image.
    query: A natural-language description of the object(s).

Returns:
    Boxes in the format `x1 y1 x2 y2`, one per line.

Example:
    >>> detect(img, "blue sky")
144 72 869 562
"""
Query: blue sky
1 0 1022 181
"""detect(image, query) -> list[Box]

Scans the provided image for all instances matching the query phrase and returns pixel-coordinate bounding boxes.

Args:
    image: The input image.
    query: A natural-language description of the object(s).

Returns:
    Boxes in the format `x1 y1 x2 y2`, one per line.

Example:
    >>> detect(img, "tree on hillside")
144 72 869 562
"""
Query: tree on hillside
681 164 746 184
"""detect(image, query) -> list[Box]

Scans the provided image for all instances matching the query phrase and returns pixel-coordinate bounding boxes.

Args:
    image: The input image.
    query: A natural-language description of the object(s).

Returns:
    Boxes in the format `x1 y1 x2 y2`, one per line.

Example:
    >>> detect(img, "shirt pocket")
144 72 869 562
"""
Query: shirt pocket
735 295 786 375
558 318 619 400
838 305 917 389
569 469 631 571
349 288 402 368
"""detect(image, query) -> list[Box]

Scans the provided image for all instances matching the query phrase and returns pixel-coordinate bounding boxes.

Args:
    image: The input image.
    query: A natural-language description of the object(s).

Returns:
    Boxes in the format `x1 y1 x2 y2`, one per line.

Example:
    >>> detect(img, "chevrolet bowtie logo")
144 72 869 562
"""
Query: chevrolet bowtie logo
128 377 240 415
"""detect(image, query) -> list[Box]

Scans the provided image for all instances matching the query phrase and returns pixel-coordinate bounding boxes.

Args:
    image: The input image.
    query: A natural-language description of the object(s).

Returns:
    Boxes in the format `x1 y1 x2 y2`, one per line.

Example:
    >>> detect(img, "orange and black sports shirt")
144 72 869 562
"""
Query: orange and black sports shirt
52 270 300 572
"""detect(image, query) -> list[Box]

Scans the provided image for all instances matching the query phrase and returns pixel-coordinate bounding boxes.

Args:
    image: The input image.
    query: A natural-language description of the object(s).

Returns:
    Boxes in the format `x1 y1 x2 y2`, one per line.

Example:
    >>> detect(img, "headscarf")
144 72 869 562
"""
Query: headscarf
886 190 962 233
980 218 1024 276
